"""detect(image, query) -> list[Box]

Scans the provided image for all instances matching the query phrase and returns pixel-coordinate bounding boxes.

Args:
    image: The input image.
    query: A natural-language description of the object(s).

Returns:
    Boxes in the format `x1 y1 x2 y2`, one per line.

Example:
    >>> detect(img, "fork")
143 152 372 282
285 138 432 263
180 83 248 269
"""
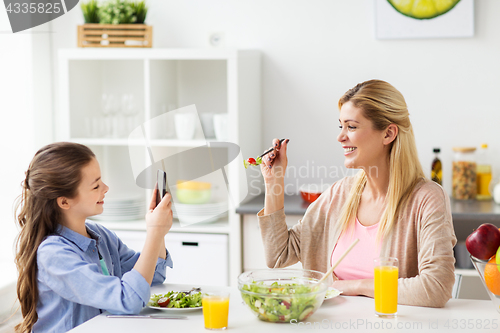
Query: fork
180 287 201 296
259 139 286 158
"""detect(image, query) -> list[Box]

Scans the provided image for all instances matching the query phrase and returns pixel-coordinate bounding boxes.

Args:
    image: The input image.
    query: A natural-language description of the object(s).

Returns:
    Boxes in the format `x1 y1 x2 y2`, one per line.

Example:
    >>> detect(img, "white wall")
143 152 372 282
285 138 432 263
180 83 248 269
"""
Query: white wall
0 10 34 274
0 9 53 275
49 0 500 196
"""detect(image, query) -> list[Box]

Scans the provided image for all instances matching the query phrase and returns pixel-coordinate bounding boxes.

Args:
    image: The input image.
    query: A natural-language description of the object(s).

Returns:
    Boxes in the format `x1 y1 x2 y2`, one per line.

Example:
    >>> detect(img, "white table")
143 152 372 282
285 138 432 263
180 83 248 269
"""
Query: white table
69 283 500 333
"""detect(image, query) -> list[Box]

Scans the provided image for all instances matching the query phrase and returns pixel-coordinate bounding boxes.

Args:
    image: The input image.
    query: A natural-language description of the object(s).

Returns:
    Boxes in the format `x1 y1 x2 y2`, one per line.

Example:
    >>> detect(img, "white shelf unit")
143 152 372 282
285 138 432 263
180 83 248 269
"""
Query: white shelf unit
58 48 261 286
100 220 231 234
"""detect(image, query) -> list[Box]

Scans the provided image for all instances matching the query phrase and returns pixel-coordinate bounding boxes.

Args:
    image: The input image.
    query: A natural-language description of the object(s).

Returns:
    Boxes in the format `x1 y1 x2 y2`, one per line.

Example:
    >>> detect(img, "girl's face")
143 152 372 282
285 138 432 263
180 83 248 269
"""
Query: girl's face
69 158 109 219
337 101 390 170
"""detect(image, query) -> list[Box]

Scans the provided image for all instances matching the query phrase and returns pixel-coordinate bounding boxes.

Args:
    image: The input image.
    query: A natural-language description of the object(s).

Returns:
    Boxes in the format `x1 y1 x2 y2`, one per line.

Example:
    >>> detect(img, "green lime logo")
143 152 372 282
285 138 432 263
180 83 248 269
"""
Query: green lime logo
387 0 461 20
4 0 80 33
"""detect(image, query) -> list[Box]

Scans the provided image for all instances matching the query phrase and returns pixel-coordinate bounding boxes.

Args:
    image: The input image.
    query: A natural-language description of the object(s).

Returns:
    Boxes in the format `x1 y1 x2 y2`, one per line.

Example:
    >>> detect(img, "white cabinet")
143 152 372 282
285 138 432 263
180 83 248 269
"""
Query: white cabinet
242 214 303 272
58 48 261 286
113 230 228 286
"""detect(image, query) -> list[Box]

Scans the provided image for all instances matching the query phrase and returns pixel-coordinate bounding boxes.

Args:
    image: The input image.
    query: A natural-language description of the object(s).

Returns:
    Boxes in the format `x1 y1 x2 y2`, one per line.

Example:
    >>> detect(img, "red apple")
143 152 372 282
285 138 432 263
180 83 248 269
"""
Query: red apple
466 223 500 260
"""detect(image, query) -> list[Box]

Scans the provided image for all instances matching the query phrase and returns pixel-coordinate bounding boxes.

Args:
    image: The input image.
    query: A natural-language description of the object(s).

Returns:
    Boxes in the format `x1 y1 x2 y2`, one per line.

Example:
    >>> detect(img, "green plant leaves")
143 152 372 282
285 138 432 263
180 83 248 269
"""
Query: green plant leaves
130 1 148 24
81 0 100 24
80 0 148 24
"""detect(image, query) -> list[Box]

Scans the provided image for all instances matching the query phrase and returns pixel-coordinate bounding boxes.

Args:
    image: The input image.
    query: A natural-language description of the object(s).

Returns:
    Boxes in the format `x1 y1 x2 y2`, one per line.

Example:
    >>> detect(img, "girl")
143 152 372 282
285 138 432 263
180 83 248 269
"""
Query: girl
15 142 173 332
258 79 456 307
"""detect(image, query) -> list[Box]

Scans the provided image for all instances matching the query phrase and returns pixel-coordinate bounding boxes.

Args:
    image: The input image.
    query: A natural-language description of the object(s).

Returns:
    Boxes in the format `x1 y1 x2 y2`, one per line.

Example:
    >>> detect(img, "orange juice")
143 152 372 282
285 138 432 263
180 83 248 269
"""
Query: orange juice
374 266 398 315
202 295 230 330
477 164 492 200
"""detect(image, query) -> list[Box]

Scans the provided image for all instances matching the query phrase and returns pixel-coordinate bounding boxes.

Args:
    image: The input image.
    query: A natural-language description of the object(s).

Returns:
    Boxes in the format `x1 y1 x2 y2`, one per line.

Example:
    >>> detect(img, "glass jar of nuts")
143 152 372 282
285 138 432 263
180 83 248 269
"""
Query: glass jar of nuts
452 147 477 200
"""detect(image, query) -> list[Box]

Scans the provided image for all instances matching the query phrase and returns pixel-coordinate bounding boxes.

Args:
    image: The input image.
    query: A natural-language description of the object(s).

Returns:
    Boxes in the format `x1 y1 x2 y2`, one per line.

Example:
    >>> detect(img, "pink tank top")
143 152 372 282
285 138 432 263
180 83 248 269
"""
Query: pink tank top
330 218 381 280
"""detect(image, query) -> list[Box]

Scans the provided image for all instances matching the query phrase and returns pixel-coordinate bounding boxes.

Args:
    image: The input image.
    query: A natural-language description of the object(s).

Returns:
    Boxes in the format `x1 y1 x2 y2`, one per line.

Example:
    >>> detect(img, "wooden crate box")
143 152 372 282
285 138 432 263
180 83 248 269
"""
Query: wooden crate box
78 24 152 48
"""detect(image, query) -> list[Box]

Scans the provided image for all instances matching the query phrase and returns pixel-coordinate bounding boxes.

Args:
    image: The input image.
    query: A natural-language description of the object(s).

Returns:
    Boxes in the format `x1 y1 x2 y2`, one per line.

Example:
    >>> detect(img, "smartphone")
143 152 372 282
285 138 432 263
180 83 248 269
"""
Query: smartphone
156 170 170 207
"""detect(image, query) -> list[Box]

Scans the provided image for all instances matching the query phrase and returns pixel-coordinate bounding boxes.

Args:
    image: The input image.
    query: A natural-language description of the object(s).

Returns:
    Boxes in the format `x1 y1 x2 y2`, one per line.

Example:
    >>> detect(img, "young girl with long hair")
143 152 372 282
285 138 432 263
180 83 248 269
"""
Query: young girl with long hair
258 79 457 307
15 142 173 332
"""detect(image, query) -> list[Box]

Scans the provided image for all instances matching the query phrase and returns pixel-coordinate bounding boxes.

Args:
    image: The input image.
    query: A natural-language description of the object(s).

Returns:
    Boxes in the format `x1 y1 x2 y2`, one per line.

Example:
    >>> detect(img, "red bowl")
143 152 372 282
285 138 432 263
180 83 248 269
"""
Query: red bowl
300 191 321 203
299 184 327 204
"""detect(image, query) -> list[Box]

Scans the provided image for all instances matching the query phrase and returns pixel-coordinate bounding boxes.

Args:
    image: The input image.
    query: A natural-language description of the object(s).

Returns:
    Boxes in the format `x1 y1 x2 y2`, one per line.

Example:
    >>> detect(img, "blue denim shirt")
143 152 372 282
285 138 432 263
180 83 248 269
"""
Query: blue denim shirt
33 221 173 333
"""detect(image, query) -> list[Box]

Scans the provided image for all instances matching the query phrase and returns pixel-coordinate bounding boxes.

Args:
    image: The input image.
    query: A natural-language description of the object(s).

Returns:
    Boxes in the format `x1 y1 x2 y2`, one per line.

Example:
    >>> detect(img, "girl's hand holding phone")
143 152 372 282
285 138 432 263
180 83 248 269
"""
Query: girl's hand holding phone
146 188 173 237
134 188 173 283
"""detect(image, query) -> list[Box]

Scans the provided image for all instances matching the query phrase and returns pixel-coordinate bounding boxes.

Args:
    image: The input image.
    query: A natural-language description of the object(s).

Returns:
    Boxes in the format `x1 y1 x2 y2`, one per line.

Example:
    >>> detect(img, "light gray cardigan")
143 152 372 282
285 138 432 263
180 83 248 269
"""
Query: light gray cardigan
258 176 457 307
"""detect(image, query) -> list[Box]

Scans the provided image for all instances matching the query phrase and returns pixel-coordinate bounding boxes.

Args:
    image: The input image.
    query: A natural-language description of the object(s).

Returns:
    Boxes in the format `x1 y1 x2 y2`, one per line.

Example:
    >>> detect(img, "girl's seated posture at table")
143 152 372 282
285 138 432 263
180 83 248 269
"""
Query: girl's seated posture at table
258 79 457 307
15 142 174 333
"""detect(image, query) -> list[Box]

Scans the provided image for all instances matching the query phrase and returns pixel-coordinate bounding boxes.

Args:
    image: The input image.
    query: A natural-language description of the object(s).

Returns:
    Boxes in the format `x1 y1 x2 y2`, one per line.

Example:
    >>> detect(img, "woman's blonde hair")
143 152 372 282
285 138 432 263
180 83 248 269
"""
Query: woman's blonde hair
15 142 95 333
336 79 425 240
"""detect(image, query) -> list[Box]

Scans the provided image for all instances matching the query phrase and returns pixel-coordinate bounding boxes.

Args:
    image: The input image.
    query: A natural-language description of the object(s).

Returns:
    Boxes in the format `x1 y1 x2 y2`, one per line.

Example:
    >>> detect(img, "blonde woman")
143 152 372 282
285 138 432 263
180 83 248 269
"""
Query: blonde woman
259 79 457 307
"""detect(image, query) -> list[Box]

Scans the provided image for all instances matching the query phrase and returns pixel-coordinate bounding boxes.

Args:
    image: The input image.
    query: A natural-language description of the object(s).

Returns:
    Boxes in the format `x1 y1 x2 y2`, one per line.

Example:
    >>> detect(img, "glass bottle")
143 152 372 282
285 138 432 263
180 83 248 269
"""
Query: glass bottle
452 147 477 200
476 143 492 200
431 148 442 185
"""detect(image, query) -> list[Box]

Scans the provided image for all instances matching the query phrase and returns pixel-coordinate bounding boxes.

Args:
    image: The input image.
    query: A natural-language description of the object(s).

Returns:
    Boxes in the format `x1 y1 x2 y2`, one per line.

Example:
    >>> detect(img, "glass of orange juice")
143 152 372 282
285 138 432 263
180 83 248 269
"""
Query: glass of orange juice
202 292 230 330
374 257 398 318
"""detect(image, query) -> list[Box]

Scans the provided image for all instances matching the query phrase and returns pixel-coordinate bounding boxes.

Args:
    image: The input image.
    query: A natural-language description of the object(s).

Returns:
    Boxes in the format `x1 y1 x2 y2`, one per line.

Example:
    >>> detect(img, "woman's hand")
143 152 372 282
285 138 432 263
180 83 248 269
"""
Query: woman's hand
332 279 374 298
260 138 289 184
261 138 289 215
145 187 173 238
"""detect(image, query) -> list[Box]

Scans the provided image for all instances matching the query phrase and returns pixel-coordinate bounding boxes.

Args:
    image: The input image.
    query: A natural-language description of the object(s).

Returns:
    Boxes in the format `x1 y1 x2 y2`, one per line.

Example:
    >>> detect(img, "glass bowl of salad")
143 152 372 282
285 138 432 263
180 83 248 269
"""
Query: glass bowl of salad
238 269 328 323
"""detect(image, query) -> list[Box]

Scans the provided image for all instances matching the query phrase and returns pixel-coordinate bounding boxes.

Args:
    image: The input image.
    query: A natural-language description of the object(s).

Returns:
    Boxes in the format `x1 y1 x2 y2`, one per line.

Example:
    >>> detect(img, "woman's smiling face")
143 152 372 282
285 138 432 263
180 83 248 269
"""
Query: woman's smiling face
337 101 390 170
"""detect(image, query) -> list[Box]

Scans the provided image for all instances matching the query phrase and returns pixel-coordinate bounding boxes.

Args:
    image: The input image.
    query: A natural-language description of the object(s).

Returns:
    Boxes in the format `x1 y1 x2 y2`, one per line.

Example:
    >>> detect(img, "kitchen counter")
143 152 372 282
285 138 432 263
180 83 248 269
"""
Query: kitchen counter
237 194 310 215
236 195 500 241
69 283 500 333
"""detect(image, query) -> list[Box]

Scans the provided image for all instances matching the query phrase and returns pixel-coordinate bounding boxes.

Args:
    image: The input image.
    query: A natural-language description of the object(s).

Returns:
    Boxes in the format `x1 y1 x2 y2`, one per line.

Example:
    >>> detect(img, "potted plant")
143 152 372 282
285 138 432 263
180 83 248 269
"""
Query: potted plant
81 0 99 24
99 0 136 24
78 0 152 48
130 1 148 24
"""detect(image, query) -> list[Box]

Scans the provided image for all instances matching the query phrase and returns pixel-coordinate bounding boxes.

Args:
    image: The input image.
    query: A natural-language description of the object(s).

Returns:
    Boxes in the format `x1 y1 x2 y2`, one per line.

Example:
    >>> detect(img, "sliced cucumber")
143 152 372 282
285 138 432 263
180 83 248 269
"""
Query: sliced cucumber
298 306 315 321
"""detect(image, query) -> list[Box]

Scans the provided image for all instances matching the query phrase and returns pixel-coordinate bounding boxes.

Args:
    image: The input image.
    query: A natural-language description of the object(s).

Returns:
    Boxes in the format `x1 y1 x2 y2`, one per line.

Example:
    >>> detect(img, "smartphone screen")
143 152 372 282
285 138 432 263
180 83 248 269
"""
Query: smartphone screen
156 170 168 207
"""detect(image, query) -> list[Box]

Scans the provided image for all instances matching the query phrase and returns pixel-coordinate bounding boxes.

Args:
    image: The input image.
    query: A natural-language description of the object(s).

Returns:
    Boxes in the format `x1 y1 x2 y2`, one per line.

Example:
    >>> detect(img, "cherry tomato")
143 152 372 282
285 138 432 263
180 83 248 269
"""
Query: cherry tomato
158 297 170 307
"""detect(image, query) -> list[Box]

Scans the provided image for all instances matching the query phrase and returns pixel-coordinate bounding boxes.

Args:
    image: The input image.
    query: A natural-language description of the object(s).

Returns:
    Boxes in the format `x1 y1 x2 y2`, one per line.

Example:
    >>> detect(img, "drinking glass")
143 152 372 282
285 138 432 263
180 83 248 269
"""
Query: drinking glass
121 93 139 137
101 93 118 137
213 114 228 141
175 113 196 140
85 116 101 138
202 292 230 330
374 257 398 318
200 113 215 138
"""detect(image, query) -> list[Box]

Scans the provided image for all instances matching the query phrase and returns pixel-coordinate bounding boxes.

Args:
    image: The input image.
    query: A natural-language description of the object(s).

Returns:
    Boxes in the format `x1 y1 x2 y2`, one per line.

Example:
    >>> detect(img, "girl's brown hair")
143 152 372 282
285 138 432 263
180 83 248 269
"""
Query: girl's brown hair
15 142 95 333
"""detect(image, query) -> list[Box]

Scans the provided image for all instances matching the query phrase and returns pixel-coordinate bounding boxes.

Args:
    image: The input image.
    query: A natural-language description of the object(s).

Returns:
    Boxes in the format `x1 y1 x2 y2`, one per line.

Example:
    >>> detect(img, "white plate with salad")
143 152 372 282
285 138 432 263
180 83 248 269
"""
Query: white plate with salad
148 290 203 311
148 305 202 312
324 287 342 300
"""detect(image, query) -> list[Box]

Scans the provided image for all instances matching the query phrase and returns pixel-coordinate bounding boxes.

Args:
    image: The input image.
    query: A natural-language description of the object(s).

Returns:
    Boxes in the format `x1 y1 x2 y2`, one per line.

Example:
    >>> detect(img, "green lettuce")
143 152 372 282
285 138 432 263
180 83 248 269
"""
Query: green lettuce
240 281 321 322
149 291 202 308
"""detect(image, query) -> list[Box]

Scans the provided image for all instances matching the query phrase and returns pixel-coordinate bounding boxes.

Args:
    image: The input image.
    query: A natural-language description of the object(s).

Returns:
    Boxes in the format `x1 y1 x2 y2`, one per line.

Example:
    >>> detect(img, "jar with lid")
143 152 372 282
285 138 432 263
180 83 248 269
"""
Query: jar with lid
452 147 477 200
